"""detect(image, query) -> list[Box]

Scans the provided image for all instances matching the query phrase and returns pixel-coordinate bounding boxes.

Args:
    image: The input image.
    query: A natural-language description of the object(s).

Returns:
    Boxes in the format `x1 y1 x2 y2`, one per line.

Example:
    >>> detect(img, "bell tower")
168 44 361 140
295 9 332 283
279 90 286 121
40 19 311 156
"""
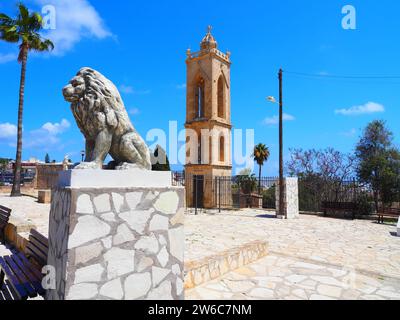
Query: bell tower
185 26 232 208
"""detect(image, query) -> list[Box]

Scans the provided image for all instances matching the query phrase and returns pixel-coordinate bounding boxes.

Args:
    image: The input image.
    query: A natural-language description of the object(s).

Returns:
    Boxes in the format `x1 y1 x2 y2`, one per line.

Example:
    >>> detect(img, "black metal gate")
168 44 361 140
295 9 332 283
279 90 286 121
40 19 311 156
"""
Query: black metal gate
172 172 277 211
192 175 204 208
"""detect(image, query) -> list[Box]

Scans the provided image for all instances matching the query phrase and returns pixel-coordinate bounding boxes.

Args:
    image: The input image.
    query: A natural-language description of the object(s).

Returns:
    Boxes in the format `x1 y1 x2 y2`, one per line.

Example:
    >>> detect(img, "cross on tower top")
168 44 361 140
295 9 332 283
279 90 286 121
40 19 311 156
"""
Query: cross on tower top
207 25 212 34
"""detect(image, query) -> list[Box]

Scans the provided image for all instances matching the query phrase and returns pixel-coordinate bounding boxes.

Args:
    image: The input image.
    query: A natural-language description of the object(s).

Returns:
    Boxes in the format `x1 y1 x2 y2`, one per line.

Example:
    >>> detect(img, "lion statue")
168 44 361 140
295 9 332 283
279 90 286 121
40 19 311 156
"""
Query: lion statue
62 67 151 170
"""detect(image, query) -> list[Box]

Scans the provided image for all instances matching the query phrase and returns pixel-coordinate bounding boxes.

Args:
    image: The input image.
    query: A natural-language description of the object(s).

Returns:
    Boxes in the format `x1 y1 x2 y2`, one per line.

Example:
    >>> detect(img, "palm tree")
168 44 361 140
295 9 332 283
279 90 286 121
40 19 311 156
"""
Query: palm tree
253 143 270 194
0 3 54 196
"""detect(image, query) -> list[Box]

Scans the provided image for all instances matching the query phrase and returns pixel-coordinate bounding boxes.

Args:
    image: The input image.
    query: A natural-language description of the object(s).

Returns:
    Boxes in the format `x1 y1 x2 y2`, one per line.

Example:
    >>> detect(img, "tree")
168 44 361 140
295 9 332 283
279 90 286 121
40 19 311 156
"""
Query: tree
287 148 356 212
253 143 270 194
0 158 11 171
151 145 171 171
287 148 355 181
45 153 50 163
236 168 257 194
355 120 400 211
0 3 54 197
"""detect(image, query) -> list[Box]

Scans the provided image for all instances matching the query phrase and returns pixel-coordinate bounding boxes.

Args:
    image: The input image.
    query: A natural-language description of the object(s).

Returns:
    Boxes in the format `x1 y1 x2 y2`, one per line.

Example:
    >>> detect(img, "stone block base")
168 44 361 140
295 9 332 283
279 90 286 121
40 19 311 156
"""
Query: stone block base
184 240 268 289
38 190 51 204
276 177 299 219
46 171 185 300
3 223 29 253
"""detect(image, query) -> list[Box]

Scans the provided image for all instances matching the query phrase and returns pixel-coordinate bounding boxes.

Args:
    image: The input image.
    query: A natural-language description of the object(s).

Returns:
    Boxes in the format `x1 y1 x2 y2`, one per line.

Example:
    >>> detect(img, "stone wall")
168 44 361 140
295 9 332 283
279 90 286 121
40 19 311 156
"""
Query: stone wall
36 164 72 190
275 177 299 219
36 164 61 190
46 186 185 300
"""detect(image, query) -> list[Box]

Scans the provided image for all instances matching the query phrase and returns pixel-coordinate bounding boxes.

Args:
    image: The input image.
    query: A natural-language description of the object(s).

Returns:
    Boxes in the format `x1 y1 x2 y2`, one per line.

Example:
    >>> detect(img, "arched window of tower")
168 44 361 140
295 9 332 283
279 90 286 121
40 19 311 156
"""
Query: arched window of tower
219 136 225 162
217 75 225 119
194 77 205 119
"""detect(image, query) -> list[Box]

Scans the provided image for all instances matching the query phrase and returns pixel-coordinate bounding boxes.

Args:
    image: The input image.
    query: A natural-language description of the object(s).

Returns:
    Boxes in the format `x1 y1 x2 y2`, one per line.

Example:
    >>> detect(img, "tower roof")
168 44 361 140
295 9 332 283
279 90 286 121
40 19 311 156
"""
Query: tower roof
200 25 217 50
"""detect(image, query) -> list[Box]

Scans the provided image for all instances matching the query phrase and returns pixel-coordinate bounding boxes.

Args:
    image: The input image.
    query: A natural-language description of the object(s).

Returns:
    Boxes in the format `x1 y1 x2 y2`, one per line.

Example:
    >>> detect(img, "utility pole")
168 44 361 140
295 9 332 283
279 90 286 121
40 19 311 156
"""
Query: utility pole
278 68 286 219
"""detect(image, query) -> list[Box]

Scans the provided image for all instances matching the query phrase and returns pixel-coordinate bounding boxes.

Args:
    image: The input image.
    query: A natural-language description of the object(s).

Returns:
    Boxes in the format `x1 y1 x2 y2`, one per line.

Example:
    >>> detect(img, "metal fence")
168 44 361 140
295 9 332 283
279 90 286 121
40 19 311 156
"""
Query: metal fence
172 172 277 211
0 171 35 185
173 171 399 215
298 177 375 214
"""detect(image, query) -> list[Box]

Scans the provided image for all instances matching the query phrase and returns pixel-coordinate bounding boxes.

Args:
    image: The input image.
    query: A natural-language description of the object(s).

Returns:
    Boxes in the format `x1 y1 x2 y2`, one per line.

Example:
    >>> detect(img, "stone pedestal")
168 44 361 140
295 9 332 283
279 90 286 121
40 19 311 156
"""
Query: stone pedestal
275 177 299 219
46 169 185 300
38 190 51 204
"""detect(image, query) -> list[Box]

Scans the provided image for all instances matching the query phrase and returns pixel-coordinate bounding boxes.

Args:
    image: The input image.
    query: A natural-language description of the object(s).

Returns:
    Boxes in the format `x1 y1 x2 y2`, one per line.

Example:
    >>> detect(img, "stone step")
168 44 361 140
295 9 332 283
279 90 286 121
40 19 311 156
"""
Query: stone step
184 240 268 289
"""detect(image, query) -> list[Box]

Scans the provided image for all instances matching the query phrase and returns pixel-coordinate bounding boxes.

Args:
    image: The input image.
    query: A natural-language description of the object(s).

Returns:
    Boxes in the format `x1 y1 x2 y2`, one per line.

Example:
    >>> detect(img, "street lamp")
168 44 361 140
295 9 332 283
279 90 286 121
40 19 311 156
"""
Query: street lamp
80 150 85 163
266 68 286 219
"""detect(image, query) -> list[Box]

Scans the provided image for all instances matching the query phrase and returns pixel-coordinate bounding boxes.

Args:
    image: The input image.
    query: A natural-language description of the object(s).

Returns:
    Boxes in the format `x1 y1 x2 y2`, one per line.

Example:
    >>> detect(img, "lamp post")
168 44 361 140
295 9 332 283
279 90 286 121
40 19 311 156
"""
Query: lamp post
267 68 286 219
80 150 85 163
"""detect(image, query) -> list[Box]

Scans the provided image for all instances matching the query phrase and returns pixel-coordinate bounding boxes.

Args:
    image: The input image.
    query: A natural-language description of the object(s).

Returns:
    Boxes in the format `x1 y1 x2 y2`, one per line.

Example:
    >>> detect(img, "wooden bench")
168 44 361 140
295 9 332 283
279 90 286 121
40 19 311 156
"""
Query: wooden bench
377 207 400 224
321 201 358 220
0 229 48 300
0 205 12 243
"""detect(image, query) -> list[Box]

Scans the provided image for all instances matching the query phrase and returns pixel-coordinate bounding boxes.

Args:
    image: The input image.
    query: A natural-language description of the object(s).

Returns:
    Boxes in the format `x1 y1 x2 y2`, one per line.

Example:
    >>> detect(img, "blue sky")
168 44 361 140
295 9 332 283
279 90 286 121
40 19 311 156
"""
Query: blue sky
0 0 399 175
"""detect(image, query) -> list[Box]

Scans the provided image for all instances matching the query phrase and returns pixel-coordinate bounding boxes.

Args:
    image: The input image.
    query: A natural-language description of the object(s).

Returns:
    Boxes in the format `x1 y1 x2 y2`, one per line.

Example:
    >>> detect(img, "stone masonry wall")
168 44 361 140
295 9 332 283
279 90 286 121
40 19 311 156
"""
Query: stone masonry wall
275 177 299 219
46 187 185 300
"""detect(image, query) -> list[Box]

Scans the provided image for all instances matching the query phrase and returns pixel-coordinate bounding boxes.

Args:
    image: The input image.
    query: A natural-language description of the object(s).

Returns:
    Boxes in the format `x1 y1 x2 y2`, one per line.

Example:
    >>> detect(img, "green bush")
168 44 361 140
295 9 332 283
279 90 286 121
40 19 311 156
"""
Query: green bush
355 193 374 216
236 174 257 194
262 185 276 208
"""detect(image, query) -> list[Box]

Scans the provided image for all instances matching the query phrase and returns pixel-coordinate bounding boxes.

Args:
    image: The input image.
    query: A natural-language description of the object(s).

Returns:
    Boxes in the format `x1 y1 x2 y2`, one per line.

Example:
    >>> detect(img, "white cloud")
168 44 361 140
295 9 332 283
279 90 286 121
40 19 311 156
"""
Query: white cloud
176 83 186 89
26 119 70 149
0 119 71 150
34 0 112 55
0 123 17 139
41 119 70 135
0 53 17 64
128 108 140 116
119 84 150 95
335 102 385 116
119 85 134 94
263 113 295 126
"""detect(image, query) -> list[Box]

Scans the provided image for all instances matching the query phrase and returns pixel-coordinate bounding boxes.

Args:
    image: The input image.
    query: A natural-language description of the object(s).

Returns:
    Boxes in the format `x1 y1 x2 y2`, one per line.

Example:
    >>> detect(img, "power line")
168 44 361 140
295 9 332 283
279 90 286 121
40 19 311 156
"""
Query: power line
284 70 400 79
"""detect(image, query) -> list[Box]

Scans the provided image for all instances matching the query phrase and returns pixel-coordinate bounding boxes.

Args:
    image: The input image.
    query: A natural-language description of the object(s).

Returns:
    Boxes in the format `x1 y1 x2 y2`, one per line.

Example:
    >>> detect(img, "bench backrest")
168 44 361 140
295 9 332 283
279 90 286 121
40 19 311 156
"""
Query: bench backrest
379 207 400 215
25 229 48 268
0 205 11 226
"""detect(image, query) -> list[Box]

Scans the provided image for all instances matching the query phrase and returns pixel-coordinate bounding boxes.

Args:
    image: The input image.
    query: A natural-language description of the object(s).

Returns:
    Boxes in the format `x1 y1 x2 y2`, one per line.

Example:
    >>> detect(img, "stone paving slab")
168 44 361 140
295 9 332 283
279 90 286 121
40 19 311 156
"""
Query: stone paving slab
186 253 400 300
185 209 400 300
185 209 400 279
0 194 50 236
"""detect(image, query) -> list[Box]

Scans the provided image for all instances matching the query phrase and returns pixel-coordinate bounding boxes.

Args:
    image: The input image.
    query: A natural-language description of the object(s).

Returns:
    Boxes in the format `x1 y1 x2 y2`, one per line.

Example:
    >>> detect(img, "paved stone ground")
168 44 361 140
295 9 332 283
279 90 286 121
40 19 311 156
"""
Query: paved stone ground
1 195 399 300
185 210 400 300
0 193 50 236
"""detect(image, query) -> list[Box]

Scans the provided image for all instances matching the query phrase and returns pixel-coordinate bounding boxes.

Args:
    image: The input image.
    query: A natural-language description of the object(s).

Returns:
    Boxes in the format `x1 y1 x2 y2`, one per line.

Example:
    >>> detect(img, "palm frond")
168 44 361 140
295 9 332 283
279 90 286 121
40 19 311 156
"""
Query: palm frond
18 3 30 23
28 12 42 32
0 29 19 43
0 3 55 53
253 143 270 165
0 13 14 24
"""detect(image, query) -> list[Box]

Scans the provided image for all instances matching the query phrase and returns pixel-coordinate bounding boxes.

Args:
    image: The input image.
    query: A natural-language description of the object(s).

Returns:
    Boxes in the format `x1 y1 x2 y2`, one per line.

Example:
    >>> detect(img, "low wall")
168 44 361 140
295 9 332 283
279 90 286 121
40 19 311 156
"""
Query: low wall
185 240 268 289
46 186 185 300
35 164 71 190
